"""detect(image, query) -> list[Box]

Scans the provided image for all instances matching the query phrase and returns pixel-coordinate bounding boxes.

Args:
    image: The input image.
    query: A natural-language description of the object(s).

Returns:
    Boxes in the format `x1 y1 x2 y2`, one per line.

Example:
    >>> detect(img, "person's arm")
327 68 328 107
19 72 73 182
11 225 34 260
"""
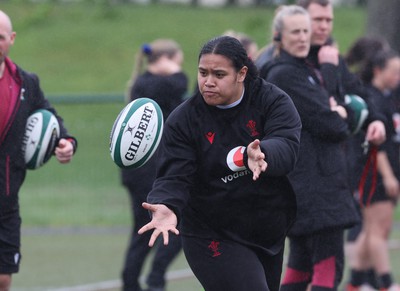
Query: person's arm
137 105 196 246
318 45 340 98
256 85 302 176
336 58 387 145
266 65 350 142
377 151 400 198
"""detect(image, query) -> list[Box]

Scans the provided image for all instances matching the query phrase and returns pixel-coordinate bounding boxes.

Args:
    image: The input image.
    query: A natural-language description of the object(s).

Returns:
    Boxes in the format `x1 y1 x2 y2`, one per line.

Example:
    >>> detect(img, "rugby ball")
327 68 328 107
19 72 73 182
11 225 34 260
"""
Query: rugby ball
22 109 60 170
109 98 163 169
345 94 369 134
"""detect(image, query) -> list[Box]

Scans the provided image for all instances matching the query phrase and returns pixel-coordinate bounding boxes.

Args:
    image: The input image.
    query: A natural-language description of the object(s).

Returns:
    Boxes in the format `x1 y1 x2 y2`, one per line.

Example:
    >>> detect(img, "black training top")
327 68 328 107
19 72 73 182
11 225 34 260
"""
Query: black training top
148 77 301 255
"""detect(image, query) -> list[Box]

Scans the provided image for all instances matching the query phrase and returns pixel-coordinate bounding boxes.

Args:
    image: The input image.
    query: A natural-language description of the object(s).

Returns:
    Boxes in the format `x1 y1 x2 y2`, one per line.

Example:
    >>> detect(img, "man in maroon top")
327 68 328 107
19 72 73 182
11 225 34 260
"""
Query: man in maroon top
0 10 77 290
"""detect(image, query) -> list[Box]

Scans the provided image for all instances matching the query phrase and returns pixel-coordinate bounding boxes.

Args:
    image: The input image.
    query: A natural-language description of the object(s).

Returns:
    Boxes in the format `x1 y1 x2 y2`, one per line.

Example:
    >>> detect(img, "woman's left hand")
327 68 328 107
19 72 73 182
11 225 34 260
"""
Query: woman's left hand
247 139 268 181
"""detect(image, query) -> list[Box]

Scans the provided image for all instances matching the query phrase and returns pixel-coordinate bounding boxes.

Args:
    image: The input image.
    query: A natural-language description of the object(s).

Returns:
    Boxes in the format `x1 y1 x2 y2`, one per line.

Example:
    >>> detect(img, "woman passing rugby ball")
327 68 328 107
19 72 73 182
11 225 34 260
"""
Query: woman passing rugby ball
139 35 301 291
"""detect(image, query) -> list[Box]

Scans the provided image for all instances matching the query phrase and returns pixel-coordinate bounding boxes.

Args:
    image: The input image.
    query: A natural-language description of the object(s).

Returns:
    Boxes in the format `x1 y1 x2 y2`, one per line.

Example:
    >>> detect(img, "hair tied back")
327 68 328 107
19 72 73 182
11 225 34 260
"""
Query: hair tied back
142 44 152 55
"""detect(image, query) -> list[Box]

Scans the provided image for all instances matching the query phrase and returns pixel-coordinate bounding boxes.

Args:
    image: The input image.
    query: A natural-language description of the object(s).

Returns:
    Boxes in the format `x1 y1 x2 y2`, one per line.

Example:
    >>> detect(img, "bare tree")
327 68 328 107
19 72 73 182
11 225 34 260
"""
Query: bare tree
366 0 400 52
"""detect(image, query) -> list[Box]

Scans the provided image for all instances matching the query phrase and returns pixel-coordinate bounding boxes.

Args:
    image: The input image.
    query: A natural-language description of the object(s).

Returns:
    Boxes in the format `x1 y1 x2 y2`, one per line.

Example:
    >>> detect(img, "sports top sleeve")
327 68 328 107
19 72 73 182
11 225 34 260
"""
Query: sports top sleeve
147 106 196 218
256 82 301 176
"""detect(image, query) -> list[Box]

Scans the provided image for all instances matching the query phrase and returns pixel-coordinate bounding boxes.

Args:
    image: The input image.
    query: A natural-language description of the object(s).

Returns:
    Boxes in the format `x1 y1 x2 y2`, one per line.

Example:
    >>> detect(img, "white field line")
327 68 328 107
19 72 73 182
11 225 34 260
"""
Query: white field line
49 268 195 291
44 239 400 291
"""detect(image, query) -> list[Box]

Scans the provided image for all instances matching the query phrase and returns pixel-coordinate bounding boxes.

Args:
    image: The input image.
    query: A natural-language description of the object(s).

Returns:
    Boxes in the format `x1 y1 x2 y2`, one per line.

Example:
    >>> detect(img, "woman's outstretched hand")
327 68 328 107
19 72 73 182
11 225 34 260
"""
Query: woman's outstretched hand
247 139 268 181
138 202 179 247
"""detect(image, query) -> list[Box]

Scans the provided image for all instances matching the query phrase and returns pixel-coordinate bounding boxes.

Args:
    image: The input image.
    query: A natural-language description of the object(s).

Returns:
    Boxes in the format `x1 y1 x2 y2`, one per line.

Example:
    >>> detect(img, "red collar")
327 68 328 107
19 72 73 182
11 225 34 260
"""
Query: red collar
4 57 21 85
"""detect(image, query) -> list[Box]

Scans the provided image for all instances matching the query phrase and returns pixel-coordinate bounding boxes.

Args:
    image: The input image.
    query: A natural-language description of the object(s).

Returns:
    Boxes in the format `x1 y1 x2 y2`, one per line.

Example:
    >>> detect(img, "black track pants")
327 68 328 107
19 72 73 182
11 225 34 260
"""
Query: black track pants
182 235 284 291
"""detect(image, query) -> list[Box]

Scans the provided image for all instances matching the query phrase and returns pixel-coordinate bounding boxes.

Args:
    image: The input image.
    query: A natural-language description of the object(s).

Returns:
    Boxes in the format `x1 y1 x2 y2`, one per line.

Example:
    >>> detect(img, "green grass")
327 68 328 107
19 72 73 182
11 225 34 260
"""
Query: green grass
4 1 368 227
12 228 202 290
3 3 398 290
3 2 366 95
11 229 400 290
19 102 131 226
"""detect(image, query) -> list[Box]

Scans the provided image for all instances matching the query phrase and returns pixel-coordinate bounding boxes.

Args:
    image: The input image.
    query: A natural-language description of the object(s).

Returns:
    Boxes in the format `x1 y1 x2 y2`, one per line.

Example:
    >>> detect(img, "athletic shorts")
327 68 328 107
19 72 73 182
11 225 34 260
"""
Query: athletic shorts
0 210 22 274
357 188 398 207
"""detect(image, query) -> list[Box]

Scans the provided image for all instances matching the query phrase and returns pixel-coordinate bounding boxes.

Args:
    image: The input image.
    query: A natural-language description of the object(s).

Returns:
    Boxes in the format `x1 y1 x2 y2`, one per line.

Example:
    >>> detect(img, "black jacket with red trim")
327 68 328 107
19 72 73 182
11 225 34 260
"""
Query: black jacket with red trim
147 77 301 255
0 59 76 218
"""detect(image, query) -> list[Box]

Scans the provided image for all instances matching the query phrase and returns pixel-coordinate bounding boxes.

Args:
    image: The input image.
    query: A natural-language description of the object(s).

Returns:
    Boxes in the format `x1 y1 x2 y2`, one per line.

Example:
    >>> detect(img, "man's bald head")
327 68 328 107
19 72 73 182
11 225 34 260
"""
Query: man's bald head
0 10 16 69
0 10 13 35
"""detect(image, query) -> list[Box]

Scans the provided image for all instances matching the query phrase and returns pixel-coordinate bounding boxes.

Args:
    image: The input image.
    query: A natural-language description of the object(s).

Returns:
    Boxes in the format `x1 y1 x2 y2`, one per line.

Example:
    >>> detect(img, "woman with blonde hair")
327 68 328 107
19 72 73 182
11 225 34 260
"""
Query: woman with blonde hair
261 5 359 290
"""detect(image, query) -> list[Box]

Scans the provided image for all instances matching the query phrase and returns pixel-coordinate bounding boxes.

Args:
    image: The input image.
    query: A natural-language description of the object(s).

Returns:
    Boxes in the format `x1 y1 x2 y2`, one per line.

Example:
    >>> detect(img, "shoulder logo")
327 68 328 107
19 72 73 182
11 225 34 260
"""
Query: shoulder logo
205 132 215 144
246 120 259 137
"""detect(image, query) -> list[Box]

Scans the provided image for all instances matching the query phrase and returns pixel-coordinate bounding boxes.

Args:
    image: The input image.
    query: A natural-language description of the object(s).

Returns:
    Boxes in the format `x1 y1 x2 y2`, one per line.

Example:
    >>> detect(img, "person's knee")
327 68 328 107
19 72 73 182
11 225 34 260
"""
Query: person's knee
0 274 12 291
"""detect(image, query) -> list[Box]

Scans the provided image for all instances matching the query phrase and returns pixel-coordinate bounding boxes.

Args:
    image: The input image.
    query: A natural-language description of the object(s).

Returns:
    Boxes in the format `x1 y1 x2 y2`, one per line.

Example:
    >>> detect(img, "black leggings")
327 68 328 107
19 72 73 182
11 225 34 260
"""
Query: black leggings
182 235 284 291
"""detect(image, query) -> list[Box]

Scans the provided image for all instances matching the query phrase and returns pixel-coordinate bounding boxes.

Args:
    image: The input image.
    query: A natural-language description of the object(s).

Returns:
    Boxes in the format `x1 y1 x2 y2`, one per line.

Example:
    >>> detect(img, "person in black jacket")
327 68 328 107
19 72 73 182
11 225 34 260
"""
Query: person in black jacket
296 0 386 144
0 10 77 290
121 39 188 291
261 5 358 291
138 35 302 291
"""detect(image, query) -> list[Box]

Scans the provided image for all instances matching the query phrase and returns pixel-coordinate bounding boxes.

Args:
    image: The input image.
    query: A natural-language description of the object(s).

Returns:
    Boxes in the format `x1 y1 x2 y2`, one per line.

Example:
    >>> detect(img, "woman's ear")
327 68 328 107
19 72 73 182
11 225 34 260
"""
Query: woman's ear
237 66 248 82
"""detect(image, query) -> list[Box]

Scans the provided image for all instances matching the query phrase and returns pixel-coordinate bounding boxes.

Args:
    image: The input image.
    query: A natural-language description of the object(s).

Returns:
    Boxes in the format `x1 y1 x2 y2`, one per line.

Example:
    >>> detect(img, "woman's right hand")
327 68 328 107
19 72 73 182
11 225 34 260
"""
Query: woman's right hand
329 97 347 119
138 202 179 247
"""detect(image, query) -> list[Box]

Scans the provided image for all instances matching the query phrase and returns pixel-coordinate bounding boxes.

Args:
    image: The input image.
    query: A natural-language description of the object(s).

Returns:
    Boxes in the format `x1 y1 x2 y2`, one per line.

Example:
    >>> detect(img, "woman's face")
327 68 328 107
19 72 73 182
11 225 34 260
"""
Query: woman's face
375 57 400 91
281 14 311 58
198 53 247 106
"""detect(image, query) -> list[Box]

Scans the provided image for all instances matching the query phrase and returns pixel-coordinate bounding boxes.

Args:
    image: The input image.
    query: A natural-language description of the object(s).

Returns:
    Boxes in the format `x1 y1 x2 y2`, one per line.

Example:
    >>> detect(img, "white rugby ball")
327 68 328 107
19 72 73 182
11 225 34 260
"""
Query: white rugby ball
110 98 164 169
22 109 60 170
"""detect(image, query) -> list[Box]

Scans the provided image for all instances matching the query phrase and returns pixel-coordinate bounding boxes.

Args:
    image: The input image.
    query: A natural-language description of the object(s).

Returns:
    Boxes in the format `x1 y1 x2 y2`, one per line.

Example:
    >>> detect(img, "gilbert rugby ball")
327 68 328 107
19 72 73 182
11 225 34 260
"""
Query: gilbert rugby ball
345 94 369 134
22 109 60 170
110 98 163 169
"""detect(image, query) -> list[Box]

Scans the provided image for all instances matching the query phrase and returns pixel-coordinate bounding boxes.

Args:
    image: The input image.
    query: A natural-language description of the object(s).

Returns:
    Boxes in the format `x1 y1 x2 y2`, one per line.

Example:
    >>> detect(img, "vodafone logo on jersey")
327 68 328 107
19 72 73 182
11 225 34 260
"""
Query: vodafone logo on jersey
226 146 246 172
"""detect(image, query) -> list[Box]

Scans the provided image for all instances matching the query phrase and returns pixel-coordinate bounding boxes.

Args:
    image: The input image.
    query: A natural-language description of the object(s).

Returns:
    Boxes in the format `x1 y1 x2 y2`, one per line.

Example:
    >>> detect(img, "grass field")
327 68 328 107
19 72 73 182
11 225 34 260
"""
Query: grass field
4 1 369 226
10 227 400 290
3 2 400 290
2 2 367 94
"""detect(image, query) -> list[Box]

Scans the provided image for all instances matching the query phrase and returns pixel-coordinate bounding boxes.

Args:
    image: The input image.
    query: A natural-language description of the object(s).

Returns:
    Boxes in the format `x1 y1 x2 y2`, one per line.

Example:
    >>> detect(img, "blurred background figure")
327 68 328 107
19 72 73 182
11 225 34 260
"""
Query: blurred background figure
223 30 259 60
345 36 390 76
344 35 390 291
0 9 78 290
344 38 400 291
121 38 188 291
261 5 359 290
